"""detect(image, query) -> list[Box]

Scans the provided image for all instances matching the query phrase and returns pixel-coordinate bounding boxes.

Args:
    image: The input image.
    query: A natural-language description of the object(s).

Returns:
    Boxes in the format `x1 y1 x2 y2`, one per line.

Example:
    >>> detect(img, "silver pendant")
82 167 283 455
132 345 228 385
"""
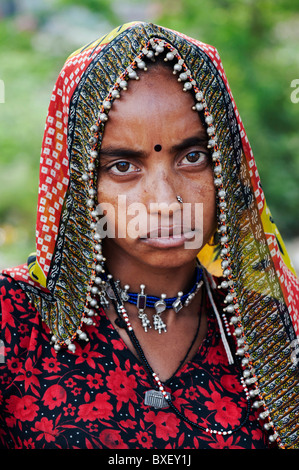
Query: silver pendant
153 314 167 333
138 312 151 332
144 390 171 409
154 294 166 314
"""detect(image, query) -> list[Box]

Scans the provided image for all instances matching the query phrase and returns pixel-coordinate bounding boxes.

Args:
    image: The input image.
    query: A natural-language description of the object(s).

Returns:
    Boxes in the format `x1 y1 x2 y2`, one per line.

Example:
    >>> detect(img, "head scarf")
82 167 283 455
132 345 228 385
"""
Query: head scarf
3 22 299 448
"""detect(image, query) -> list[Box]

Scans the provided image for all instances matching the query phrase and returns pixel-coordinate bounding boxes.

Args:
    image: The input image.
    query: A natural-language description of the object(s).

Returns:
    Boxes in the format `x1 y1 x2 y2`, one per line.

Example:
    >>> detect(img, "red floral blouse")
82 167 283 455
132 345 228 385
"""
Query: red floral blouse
0 275 270 449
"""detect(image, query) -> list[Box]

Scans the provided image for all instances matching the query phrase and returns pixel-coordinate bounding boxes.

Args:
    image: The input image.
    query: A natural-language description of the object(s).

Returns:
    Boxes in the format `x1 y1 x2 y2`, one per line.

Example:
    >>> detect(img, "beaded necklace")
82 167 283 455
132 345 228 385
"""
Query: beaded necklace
103 265 203 333
108 272 252 436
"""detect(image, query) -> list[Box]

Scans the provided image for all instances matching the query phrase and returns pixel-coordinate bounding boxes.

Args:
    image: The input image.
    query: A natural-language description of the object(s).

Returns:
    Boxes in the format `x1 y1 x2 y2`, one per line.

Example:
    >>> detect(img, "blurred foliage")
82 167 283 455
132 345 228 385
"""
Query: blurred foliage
0 0 299 268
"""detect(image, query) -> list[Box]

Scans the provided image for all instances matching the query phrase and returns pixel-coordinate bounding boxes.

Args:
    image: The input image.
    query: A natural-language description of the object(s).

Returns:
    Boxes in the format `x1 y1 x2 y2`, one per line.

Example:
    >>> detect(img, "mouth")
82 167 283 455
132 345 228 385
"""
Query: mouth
140 226 197 248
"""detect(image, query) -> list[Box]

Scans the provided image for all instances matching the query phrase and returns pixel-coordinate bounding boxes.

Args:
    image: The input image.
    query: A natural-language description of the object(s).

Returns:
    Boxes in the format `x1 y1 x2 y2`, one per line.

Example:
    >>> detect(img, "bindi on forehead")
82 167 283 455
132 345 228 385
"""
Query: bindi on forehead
154 144 162 152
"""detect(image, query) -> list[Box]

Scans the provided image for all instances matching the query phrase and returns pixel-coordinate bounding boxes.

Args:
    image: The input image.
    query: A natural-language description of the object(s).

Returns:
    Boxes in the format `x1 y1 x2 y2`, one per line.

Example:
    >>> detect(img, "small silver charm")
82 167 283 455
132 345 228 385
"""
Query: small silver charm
153 314 167 333
172 291 183 313
137 285 151 332
154 294 166 314
154 294 167 333
144 390 171 409
138 313 151 332
121 284 130 302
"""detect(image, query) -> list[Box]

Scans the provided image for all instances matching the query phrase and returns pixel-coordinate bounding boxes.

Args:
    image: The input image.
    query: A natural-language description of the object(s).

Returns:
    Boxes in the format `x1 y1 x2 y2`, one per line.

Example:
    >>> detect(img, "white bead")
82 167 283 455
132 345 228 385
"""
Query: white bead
137 60 146 69
236 348 245 356
259 410 269 420
212 154 221 162
207 126 215 136
243 369 251 378
166 52 175 60
225 304 235 313
68 343 76 353
79 332 88 341
119 80 127 89
225 294 234 302
194 103 204 111
196 91 204 101
99 113 108 122
208 138 217 147
129 71 138 79
91 210 98 218
214 177 223 186
179 72 187 81
184 82 192 90
173 63 182 72
220 280 229 289
264 421 274 430
234 326 243 335
111 89 120 99
155 45 164 54
103 100 111 110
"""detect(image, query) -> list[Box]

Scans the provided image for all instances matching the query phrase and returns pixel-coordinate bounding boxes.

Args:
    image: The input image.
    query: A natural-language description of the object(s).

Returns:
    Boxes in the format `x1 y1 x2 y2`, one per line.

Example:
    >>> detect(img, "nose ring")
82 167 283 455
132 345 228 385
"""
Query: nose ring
176 195 183 203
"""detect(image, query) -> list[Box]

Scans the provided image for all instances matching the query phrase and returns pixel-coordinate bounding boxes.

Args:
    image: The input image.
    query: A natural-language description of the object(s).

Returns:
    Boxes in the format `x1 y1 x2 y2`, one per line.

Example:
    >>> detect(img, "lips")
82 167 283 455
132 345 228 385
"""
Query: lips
143 225 193 239
139 225 197 249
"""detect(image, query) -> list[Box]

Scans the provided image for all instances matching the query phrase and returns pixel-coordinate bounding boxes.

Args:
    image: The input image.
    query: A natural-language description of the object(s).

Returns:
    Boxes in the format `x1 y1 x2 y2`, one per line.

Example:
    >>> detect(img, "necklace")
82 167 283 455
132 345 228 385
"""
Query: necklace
107 272 252 436
102 264 203 333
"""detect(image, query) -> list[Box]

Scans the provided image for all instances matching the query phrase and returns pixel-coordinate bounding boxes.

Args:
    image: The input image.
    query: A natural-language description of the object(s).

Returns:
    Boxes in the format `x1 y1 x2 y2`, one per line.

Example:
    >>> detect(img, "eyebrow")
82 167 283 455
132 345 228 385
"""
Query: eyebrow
99 134 208 160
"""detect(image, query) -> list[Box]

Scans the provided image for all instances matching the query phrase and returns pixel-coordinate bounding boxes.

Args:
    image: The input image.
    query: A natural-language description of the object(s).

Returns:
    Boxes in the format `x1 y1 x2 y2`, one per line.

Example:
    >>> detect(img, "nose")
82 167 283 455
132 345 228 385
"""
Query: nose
147 169 177 203
144 168 182 219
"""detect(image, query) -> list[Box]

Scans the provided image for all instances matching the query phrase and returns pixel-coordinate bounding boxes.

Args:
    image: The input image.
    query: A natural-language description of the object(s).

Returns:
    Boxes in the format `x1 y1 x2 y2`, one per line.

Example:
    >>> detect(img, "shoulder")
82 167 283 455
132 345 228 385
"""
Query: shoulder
0 274 38 325
0 274 29 307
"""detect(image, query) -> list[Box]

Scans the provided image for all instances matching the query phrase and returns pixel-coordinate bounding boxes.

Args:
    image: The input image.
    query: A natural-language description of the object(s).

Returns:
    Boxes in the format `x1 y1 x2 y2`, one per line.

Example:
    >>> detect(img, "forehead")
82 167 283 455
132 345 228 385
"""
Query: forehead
101 64 205 146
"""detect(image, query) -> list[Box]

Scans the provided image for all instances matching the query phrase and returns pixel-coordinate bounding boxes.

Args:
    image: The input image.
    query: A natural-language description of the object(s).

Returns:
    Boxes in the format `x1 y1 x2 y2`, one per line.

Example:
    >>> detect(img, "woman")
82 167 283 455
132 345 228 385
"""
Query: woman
0 21 298 449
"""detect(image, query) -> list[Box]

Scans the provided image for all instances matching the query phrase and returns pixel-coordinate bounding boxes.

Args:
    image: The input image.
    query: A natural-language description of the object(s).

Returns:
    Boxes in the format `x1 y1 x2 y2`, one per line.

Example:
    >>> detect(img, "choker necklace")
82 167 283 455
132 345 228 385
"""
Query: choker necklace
101 264 203 333
107 270 252 436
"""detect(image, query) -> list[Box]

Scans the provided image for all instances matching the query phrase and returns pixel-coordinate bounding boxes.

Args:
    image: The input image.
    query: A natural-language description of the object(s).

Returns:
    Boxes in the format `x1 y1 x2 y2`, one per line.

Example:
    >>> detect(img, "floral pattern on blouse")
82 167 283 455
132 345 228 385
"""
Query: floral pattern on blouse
0 275 270 449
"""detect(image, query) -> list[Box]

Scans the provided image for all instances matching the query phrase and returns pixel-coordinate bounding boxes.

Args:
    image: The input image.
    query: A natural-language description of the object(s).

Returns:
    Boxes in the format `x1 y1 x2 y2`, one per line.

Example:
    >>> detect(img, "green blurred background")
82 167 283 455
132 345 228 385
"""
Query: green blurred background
0 0 299 271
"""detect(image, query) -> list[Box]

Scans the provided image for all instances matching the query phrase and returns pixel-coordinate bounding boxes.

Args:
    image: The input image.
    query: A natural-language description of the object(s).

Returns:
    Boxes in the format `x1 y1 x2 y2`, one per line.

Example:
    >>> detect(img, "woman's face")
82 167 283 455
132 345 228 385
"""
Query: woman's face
97 65 216 271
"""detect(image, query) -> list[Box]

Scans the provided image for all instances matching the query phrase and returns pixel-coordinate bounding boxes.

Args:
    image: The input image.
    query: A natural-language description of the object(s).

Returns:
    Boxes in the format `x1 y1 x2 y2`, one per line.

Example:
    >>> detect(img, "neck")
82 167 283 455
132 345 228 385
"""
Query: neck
103 243 197 299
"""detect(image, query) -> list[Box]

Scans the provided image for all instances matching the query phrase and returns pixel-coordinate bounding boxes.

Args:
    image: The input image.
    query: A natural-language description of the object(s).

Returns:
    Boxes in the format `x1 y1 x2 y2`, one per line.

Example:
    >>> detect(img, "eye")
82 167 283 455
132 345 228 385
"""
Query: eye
108 161 139 175
180 151 208 166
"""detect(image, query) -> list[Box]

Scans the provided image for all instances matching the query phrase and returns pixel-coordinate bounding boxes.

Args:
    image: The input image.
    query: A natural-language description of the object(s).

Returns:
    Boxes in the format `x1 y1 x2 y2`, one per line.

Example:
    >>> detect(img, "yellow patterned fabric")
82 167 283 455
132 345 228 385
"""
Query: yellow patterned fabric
3 22 298 447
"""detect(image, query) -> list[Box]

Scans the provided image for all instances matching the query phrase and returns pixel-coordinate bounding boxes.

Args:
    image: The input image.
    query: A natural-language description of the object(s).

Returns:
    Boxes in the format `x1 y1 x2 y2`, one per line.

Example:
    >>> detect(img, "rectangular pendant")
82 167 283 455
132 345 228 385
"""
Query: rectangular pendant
137 293 147 310
144 390 171 409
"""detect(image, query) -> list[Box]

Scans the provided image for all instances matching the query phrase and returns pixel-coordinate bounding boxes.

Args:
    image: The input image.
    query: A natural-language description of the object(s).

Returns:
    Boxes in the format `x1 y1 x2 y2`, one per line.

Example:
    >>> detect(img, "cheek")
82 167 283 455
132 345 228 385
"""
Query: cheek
188 171 217 236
